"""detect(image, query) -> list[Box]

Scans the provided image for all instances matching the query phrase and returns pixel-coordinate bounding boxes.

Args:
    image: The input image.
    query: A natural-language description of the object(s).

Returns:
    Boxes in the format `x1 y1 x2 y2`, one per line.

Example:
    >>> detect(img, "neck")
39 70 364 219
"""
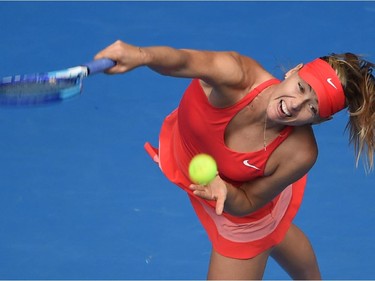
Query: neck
248 88 286 150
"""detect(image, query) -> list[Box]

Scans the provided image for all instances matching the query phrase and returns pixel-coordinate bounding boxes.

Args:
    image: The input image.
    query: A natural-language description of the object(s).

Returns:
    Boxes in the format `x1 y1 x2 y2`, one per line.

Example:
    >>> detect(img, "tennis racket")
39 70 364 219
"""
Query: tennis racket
0 58 115 106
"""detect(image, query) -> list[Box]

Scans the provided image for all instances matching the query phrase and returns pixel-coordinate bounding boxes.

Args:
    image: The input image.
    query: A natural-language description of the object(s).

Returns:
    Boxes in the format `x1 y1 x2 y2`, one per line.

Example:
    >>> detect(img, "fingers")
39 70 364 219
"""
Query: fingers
94 42 118 63
93 50 118 74
189 183 226 216
189 184 213 200
215 196 225 215
93 40 136 74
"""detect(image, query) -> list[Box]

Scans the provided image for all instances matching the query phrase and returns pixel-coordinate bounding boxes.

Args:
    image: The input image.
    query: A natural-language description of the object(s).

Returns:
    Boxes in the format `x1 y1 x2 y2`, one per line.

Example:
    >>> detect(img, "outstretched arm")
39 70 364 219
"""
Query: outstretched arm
94 40 271 99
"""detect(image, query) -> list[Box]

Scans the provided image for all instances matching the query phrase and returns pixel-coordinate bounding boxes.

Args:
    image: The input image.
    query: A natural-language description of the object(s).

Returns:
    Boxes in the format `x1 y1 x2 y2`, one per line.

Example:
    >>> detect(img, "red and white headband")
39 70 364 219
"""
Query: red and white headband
299 58 346 118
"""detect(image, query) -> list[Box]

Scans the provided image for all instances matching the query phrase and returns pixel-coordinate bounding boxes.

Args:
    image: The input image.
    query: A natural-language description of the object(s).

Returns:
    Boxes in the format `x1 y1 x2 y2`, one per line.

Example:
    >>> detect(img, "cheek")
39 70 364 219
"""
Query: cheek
266 100 276 115
296 112 315 125
267 100 282 120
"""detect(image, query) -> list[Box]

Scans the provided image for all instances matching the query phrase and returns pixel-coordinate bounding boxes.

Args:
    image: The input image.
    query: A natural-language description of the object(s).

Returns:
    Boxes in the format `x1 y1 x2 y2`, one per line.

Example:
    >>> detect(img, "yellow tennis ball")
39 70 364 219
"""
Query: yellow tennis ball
189 153 217 185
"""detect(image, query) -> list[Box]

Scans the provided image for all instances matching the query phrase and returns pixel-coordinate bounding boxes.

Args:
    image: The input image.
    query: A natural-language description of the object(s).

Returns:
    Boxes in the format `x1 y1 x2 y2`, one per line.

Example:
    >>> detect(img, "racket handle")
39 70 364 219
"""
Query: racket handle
84 58 116 75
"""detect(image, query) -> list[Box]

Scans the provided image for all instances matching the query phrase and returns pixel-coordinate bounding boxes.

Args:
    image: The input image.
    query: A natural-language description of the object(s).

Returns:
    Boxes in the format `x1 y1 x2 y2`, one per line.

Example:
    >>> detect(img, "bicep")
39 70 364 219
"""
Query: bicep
172 49 261 89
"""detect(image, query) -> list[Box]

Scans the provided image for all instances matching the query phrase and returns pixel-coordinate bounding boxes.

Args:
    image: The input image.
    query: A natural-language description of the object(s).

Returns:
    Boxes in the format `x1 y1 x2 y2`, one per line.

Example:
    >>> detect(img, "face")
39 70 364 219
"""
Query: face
266 65 322 126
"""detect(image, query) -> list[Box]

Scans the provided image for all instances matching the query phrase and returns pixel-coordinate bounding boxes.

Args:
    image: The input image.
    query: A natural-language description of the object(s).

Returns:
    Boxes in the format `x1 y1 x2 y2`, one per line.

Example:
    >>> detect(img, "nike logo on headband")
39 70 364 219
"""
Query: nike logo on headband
327 78 338 89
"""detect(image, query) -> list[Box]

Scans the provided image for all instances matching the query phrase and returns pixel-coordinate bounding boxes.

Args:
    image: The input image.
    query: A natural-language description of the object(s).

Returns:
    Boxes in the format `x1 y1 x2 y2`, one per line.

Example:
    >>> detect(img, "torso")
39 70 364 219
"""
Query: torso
200 80 292 176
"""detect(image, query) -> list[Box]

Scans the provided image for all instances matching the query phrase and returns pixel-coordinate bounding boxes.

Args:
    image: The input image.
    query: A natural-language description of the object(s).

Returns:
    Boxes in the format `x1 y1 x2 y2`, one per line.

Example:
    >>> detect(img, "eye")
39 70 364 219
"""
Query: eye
309 104 318 116
298 82 305 93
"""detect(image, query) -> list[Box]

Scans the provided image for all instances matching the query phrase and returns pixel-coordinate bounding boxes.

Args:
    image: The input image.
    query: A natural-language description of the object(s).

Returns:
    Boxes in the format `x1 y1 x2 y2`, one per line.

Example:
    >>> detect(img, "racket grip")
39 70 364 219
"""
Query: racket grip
84 58 116 75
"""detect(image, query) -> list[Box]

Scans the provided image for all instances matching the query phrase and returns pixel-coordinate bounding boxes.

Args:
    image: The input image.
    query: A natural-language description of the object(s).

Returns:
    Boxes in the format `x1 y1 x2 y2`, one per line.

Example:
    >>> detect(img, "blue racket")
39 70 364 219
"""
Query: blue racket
0 58 115 106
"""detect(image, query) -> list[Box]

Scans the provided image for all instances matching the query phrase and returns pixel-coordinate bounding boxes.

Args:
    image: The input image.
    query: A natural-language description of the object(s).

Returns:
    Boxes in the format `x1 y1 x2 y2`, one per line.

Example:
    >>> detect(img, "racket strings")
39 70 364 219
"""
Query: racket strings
0 76 82 105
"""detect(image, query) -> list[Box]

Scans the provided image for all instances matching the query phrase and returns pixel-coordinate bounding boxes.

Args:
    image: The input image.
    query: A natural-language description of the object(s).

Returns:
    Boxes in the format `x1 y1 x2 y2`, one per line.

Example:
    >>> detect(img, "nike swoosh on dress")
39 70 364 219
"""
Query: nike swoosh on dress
243 160 261 170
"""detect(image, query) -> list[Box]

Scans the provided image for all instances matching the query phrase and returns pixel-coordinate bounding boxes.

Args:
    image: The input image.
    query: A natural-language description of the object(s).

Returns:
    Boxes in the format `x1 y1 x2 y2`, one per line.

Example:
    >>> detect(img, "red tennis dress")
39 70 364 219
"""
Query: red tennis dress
145 78 307 259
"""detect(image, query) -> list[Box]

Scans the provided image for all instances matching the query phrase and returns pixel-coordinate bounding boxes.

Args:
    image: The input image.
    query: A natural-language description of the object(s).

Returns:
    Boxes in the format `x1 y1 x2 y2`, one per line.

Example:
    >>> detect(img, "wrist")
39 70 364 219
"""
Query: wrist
137 46 149 66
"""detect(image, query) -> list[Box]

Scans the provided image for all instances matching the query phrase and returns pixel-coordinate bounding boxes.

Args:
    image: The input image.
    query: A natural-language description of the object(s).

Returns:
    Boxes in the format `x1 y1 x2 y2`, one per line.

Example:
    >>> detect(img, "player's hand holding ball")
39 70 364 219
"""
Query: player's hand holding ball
188 154 227 215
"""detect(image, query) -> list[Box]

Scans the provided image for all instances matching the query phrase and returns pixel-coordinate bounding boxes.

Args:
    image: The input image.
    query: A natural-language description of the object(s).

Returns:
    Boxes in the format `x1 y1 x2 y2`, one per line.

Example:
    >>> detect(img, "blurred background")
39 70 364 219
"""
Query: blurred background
0 2 374 279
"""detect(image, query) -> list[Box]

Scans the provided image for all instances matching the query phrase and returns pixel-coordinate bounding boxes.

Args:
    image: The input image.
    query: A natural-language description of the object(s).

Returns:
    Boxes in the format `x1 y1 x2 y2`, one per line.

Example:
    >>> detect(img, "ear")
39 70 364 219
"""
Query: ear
285 63 303 79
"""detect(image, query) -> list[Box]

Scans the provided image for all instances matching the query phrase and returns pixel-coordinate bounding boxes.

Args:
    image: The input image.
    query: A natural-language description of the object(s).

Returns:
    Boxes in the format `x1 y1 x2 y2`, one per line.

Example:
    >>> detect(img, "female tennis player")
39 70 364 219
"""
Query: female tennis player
94 40 375 280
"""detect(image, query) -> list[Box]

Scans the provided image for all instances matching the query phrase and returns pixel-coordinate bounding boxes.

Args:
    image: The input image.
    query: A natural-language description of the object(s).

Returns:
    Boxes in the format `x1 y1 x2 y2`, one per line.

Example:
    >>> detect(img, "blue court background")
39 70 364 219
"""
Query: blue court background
0 1 374 280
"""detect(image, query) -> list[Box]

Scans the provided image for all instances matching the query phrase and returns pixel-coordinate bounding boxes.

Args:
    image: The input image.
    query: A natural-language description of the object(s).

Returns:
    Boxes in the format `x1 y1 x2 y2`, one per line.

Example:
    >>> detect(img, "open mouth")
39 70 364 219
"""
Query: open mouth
280 100 292 117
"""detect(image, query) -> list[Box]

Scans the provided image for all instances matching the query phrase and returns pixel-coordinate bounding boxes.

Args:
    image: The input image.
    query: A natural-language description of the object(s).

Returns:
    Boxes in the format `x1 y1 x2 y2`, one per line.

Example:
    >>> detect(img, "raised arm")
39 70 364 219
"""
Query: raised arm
94 40 271 100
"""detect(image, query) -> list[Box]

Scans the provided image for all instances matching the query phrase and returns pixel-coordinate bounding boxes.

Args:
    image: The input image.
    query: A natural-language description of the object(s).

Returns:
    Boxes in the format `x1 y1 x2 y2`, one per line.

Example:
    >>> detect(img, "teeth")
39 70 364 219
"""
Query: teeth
281 101 292 117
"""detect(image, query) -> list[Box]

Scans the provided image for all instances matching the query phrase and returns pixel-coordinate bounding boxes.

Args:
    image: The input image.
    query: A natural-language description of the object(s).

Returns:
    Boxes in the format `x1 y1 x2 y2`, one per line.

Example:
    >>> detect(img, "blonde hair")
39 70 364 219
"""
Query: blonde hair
320 53 375 171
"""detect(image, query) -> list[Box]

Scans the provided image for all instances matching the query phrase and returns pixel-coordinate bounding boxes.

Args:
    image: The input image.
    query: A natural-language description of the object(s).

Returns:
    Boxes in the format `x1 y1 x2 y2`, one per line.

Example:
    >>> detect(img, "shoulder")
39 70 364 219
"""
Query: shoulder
202 52 273 88
280 126 318 170
266 125 318 178
200 53 274 106
282 125 318 165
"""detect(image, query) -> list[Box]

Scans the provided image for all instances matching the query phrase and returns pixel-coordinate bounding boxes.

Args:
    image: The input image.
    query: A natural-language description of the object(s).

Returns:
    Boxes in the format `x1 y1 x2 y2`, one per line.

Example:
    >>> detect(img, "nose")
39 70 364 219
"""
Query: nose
291 97 305 112
291 96 309 112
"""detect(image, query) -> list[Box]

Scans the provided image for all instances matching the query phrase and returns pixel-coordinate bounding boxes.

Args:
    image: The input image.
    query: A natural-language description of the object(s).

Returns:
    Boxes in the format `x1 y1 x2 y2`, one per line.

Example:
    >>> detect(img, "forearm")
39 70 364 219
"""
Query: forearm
224 184 258 217
140 46 192 77
95 40 247 85
94 40 191 76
